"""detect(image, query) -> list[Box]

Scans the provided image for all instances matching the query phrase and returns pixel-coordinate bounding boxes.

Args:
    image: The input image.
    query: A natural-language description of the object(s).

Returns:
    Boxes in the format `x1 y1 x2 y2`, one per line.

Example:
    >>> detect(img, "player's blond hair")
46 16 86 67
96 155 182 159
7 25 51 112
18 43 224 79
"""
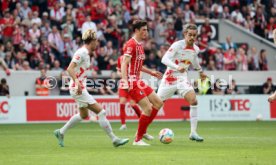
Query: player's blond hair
82 29 97 44
184 24 197 33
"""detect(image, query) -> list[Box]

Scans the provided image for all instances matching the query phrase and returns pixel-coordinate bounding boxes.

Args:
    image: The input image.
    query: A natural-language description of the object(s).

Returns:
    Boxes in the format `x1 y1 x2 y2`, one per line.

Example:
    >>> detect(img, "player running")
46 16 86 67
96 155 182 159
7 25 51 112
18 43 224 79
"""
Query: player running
157 24 206 142
121 20 163 146
54 29 129 147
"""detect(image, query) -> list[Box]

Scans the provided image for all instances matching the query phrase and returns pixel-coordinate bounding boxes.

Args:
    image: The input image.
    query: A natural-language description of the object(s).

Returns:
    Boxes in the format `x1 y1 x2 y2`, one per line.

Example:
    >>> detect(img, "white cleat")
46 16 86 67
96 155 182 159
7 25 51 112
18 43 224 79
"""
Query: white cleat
189 132 204 142
143 133 154 141
132 140 150 146
119 124 127 131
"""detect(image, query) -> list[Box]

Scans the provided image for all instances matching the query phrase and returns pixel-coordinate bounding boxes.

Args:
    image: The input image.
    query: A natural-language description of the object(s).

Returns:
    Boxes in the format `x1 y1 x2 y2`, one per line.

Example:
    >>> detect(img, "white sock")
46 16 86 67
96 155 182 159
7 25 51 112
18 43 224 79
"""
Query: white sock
60 113 82 135
190 105 198 134
98 109 117 142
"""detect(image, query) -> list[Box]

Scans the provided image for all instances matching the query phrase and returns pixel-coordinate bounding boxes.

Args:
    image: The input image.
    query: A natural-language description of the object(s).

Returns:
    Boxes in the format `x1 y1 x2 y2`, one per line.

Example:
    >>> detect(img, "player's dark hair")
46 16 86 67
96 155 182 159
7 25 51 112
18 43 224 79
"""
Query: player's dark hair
132 19 147 32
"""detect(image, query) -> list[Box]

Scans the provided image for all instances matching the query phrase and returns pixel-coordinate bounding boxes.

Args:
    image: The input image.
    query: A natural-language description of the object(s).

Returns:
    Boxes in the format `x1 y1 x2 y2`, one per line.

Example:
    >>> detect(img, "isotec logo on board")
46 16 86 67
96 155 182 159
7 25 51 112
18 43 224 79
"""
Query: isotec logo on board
56 102 79 118
210 99 251 112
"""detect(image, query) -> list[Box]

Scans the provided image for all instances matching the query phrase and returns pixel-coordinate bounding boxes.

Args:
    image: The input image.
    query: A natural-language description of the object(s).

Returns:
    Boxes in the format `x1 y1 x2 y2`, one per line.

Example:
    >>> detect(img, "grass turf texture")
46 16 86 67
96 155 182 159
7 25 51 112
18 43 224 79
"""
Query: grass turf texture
0 121 275 165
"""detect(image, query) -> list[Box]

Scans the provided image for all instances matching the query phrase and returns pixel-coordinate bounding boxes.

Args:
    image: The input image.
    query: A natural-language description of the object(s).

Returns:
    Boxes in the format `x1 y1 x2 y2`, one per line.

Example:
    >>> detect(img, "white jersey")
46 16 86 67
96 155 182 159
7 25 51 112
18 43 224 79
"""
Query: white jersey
157 40 201 100
69 46 91 90
161 40 202 77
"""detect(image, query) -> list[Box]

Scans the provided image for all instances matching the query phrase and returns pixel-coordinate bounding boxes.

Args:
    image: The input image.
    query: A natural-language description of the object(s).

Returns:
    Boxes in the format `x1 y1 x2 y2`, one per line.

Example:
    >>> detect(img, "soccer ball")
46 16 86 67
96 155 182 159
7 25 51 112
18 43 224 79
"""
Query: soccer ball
256 113 263 121
159 128 174 144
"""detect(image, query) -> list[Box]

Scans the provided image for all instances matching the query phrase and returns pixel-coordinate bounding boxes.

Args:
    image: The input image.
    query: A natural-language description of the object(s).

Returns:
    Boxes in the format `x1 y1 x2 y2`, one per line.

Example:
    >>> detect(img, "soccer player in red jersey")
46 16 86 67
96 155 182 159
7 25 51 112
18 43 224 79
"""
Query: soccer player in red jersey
117 55 154 140
117 55 141 130
121 20 163 146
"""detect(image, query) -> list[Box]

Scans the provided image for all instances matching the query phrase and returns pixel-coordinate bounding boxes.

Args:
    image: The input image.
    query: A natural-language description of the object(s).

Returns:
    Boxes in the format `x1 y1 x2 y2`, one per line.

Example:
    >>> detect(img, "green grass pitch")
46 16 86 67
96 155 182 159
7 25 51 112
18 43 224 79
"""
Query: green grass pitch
0 121 276 165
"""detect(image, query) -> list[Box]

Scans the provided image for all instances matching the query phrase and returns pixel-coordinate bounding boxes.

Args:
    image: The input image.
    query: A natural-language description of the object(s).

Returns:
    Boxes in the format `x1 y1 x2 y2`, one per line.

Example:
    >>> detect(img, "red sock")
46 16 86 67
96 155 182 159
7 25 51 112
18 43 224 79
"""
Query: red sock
135 114 150 142
149 107 159 124
120 104 126 125
131 105 141 117
143 107 159 134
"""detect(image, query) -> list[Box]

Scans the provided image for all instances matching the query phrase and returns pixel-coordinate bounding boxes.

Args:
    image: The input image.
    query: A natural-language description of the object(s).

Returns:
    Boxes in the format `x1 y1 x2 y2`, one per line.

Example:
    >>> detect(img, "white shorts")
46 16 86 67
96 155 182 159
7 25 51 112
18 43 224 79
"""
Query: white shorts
70 89 97 108
157 77 194 101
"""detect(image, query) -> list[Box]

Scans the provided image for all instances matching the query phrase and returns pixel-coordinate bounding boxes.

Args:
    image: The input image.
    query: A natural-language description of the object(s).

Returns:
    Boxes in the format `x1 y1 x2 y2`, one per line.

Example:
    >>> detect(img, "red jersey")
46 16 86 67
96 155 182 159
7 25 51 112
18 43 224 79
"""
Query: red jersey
123 38 145 81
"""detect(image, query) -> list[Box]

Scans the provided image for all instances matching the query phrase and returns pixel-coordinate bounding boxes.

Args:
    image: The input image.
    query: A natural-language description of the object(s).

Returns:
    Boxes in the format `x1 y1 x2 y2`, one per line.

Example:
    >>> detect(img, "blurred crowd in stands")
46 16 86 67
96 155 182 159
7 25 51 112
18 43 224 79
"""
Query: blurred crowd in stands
0 0 273 74
0 0 275 96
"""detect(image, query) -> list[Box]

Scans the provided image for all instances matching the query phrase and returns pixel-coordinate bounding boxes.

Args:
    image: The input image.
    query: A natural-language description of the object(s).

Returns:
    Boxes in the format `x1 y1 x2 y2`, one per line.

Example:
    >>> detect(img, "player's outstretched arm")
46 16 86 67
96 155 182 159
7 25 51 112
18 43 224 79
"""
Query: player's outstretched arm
67 62 82 95
141 66 163 79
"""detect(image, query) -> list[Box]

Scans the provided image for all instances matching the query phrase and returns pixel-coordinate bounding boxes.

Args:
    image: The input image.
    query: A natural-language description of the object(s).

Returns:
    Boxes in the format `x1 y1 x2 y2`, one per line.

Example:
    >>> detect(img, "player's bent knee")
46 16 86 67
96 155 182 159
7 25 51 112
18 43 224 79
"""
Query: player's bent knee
143 106 152 116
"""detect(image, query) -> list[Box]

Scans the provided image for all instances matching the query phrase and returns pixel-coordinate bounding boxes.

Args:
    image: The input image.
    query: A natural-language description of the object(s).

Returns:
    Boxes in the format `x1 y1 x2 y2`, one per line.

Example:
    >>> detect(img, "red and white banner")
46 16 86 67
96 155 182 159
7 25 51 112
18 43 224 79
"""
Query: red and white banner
1 95 275 124
26 97 188 122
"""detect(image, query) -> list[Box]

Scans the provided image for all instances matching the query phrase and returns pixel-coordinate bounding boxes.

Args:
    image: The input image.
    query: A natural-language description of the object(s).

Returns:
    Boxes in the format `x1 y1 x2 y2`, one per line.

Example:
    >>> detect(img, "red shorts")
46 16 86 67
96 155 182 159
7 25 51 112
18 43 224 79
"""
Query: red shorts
118 88 130 98
128 80 153 103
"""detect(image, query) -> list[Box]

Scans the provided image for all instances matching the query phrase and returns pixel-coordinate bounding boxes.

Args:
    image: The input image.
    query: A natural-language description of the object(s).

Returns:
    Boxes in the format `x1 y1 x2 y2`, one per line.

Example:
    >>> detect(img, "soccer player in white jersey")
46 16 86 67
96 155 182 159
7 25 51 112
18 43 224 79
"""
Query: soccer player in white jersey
157 24 206 142
54 29 129 147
